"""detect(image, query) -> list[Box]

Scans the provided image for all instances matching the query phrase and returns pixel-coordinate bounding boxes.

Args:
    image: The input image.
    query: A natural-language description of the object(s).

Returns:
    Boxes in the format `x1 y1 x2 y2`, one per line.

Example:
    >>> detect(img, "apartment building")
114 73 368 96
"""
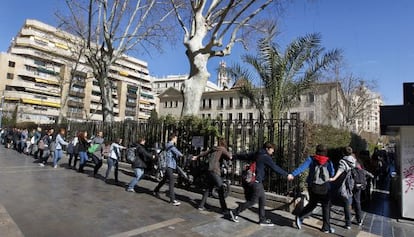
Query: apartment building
0 19 155 124
352 89 383 135
152 74 221 95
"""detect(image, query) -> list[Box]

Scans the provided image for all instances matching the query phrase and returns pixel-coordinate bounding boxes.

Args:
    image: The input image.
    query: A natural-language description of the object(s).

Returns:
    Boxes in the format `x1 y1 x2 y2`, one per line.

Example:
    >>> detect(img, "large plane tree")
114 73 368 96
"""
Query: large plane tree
169 0 280 116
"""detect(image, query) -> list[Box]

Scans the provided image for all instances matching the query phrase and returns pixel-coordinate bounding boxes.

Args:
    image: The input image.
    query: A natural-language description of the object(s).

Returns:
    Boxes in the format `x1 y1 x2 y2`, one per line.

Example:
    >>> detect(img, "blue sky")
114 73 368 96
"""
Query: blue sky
1 0 413 105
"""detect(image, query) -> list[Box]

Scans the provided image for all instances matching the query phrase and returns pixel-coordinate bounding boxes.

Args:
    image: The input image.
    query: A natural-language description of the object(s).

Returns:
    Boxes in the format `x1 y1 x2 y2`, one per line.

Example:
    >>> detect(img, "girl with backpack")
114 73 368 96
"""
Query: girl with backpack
329 146 357 230
288 144 335 233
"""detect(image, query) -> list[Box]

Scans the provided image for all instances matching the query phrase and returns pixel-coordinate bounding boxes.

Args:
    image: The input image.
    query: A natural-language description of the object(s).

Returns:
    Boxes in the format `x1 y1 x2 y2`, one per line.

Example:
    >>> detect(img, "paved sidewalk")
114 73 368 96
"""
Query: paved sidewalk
0 147 413 237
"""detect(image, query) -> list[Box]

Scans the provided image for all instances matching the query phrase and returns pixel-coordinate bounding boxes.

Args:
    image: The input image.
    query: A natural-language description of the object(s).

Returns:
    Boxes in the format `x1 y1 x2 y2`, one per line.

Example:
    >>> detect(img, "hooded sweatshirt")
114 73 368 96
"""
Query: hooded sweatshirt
338 155 356 173
291 155 335 185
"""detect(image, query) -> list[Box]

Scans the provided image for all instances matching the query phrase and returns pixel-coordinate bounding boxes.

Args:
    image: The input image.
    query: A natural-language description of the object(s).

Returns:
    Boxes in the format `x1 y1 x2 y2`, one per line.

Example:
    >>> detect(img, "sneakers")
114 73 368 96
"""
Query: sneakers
172 200 181 206
53 165 57 168
153 191 160 198
358 221 363 226
126 188 135 193
39 163 45 167
198 207 206 211
229 210 239 223
259 219 274 227
345 225 351 230
323 228 335 233
295 216 303 229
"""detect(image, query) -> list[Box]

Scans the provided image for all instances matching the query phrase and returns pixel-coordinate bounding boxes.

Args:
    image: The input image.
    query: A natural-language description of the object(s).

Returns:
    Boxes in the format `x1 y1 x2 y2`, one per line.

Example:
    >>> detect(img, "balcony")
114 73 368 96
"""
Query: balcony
67 111 84 119
126 101 136 108
69 91 85 98
67 100 84 108
125 110 137 116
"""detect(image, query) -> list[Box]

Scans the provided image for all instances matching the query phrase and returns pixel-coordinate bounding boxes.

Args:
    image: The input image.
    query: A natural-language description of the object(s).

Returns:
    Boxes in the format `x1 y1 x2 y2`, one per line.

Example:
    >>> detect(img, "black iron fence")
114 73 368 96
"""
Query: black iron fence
51 118 305 195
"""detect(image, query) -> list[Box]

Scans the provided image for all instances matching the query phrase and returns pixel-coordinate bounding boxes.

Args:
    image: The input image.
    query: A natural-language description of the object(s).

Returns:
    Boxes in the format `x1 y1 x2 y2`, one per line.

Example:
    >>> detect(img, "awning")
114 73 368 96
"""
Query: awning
21 99 60 108
35 78 60 86
139 100 151 105
4 97 20 101
55 42 68 50
119 71 129 76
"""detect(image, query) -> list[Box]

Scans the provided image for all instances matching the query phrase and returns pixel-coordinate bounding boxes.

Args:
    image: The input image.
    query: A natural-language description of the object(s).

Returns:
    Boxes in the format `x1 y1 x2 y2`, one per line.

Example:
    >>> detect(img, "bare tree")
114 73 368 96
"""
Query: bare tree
58 0 173 122
169 0 281 116
322 63 378 133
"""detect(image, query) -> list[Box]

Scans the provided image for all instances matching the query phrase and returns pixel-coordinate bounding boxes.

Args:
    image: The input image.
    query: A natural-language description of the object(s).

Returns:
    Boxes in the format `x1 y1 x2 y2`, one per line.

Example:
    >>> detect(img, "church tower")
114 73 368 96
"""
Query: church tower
217 61 230 90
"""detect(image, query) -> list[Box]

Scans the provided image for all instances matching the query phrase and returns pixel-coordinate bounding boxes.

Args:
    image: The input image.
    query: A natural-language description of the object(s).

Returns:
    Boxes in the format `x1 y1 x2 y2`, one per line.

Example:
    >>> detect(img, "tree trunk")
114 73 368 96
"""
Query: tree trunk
100 75 114 123
181 53 210 116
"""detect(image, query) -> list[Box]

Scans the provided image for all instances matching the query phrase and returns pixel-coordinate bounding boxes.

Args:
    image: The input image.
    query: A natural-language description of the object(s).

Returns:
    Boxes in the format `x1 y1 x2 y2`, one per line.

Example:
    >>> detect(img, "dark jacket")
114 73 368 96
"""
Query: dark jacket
77 137 89 152
198 146 232 176
236 149 288 183
131 143 153 169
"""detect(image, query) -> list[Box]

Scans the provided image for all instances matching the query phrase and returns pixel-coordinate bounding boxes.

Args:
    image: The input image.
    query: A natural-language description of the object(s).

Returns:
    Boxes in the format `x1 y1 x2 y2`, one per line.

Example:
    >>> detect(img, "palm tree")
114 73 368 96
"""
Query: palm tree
228 32 342 120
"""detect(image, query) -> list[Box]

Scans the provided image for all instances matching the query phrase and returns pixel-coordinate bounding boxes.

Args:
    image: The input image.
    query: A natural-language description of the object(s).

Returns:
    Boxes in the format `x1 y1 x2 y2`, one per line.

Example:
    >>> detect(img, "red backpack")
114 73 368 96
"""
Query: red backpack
242 161 256 185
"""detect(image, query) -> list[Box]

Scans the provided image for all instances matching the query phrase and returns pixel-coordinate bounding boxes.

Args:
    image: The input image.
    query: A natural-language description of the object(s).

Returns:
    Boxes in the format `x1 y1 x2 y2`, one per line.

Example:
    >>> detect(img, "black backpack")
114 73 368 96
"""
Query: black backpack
351 167 367 190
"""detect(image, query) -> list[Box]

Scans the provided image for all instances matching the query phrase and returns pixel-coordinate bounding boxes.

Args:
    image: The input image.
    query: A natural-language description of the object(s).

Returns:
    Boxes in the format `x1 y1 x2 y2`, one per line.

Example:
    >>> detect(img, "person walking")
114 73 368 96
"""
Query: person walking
329 146 356 230
90 131 104 177
352 160 374 226
104 138 126 183
38 129 53 167
229 142 289 226
53 128 69 168
192 138 232 214
153 133 183 206
77 131 90 173
67 134 79 169
33 127 42 159
126 137 155 192
288 144 336 233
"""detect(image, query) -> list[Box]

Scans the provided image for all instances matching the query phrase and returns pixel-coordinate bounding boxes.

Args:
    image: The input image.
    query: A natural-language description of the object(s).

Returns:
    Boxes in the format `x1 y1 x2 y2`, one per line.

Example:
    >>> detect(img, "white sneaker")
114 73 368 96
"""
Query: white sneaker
53 165 58 168
172 200 181 206
126 188 135 193
39 163 45 167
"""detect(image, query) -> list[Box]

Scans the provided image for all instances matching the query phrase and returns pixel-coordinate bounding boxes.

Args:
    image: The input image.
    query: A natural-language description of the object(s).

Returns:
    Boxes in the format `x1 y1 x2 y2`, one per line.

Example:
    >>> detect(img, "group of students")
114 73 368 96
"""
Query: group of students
2 127 373 233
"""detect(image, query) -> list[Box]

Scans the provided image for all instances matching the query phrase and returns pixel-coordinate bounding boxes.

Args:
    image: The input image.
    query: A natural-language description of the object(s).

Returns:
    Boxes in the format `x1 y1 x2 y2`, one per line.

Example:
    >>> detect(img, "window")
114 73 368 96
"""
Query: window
238 113 243 120
208 99 212 108
175 101 178 107
228 113 233 121
248 113 253 121
202 99 206 108
6 73 14 79
229 97 233 108
308 111 314 122
157 84 160 88
165 83 168 88
220 98 224 108
218 113 223 119
308 93 315 103
8 61 15 68
207 114 211 118
239 97 243 107
170 101 173 107
201 114 205 119
164 101 168 108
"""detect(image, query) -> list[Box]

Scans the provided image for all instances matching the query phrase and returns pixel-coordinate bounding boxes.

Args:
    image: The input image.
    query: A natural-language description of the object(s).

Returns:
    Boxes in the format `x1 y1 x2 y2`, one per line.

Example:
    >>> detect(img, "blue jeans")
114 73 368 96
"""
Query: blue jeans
79 152 88 165
105 158 119 181
128 168 145 190
53 149 63 166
